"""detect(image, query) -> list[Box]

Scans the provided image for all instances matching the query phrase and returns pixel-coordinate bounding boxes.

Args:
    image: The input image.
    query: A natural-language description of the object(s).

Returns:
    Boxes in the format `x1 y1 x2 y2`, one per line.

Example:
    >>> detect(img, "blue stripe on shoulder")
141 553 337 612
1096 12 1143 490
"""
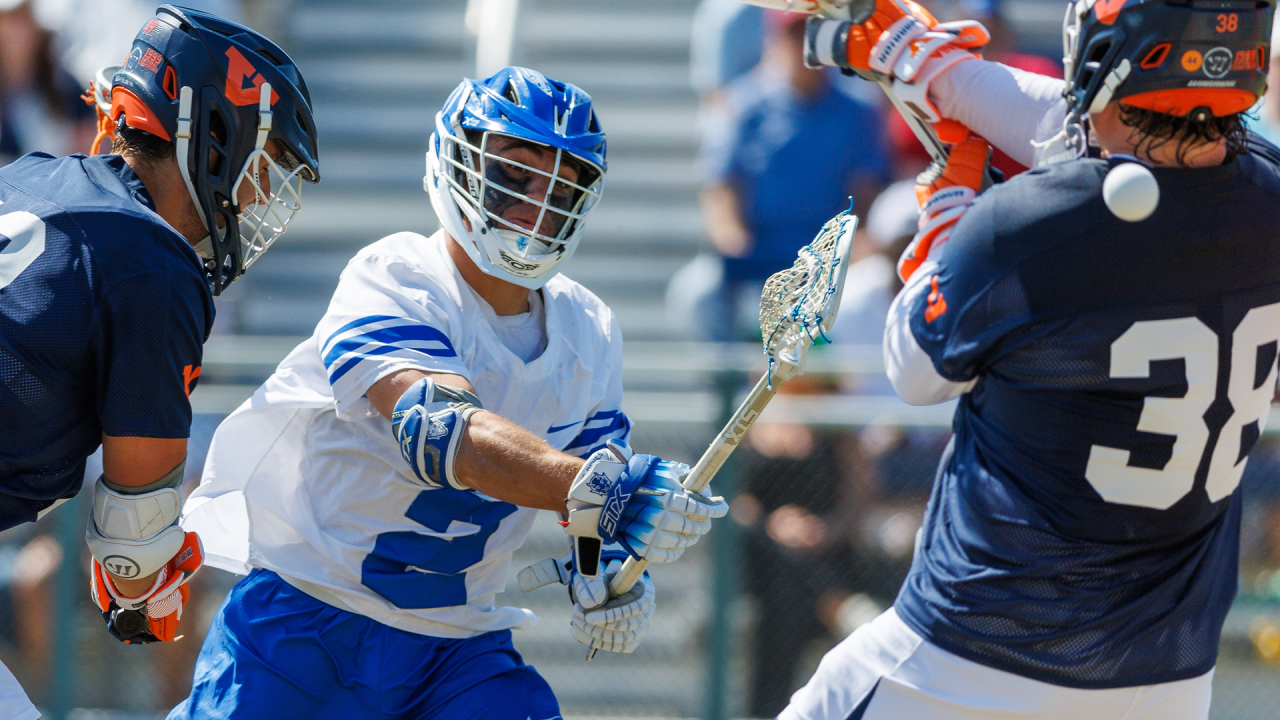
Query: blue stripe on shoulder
322 324 456 371
322 315 400 352
327 344 404 385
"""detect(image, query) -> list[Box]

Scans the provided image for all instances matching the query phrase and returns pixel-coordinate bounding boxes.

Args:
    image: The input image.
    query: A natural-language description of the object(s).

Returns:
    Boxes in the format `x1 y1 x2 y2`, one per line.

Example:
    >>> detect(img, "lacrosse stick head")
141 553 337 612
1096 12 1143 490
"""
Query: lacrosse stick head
759 209 858 385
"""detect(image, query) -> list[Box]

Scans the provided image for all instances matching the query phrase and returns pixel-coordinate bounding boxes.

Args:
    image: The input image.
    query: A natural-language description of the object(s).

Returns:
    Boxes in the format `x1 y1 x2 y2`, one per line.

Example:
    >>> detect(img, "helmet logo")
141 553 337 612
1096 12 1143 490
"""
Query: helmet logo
139 49 163 73
1202 47 1234 78
1093 0 1126 26
1182 50 1203 72
225 47 279 107
498 250 539 272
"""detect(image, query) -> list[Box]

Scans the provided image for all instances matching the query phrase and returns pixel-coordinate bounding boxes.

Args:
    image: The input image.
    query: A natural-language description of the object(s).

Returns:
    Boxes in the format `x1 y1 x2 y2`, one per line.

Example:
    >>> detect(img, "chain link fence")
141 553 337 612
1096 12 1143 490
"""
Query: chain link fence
4 348 1279 719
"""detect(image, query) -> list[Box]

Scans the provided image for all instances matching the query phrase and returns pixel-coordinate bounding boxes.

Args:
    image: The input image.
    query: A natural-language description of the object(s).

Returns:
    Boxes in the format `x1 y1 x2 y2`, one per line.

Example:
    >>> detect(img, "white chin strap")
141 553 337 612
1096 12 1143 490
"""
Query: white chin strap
175 86 208 234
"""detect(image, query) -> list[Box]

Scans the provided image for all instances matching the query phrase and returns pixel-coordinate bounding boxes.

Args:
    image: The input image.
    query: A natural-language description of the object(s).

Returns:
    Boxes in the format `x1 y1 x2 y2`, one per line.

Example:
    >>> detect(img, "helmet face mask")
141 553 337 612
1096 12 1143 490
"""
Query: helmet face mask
229 98 308 274
443 127 601 255
426 67 606 289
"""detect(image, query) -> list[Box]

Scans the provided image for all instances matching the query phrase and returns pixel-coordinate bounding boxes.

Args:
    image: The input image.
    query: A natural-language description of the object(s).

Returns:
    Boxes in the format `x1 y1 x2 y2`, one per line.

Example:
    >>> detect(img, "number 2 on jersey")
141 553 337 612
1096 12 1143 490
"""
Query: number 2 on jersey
0 207 48 290
1085 303 1280 509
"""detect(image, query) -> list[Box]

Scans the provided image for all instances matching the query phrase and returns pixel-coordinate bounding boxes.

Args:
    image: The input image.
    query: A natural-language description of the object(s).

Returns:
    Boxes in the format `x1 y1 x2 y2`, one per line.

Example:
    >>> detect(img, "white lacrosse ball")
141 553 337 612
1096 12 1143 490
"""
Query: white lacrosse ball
1102 161 1159 222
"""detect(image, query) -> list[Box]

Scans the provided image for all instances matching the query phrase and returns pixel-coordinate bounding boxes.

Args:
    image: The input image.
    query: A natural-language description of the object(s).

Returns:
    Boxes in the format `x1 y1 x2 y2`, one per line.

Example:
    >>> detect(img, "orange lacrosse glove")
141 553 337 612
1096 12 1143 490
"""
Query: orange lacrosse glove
898 135 991 283
91 531 203 644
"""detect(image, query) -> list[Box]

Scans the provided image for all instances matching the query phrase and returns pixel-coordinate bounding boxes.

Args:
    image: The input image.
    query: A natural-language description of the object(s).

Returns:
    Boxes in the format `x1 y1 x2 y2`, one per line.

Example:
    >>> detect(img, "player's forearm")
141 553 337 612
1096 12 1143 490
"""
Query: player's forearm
370 369 580 510
929 60 1066 168
455 411 581 512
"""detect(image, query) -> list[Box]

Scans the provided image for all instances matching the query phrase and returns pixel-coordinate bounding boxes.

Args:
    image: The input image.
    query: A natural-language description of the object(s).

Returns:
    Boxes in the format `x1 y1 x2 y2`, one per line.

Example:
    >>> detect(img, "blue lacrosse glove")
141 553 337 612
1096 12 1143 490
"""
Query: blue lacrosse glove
561 441 728 570
391 377 483 490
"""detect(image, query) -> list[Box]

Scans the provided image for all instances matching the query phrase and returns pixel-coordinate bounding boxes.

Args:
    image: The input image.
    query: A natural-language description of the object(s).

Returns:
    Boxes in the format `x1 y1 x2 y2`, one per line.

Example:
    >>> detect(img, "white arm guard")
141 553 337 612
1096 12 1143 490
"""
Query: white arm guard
85 475 185 581
929 60 1067 168
884 262 976 405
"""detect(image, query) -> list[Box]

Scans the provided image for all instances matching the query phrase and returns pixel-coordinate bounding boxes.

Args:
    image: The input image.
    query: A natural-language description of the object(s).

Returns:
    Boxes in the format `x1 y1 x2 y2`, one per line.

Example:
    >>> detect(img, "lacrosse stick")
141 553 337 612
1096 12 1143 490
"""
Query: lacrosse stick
584 208 859 660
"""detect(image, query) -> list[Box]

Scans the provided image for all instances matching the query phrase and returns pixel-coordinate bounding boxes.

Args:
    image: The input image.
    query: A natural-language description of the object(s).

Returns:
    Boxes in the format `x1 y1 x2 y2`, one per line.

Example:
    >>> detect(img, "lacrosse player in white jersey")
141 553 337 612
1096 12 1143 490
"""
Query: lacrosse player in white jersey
170 67 727 720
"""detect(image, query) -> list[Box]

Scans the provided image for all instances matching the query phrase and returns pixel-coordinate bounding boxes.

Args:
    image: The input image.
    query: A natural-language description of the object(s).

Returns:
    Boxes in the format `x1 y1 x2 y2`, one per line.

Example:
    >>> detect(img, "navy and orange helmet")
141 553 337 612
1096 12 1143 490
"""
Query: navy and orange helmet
108 5 320 294
1063 0 1273 122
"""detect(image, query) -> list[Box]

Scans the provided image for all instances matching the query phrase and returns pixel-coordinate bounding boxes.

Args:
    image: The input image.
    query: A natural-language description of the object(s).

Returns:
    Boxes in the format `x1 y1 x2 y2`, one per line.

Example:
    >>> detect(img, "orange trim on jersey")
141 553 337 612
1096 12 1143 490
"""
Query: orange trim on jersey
925 275 947 323
110 86 171 142
1120 87 1257 116
183 365 202 397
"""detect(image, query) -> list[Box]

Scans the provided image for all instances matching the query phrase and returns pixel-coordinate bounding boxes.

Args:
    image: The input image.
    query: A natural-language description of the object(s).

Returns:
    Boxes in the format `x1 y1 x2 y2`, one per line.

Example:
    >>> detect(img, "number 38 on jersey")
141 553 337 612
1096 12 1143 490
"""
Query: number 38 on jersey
1086 302 1280 509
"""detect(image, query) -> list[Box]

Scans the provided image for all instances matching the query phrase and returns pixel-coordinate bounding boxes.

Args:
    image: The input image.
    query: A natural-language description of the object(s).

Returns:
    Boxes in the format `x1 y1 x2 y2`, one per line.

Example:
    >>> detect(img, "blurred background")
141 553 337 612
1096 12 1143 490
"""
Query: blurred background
2 0 1280 718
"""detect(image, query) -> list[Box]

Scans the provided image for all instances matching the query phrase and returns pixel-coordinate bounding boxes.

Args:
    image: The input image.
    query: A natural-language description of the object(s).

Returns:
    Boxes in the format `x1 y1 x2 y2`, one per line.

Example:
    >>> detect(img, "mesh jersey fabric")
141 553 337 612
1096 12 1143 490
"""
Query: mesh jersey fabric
894 149 1280 688
182 230 631 638
0 153 211 529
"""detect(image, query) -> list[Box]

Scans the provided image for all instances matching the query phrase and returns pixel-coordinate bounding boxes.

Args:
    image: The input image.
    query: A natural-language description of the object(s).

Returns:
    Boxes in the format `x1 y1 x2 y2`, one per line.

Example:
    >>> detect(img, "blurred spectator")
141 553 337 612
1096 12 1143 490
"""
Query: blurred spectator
0 524 59 707
0 0 94 165
1246 22 1280 146
732 378 864 718
690 0 764 100
829 180 918 347
690 0 882 109
670 12 889 341
30 0 243 88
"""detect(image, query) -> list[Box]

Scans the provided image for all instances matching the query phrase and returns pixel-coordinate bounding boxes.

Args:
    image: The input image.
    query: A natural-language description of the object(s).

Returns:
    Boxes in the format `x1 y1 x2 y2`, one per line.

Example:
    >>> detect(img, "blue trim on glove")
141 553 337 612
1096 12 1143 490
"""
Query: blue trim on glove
597 453 656 546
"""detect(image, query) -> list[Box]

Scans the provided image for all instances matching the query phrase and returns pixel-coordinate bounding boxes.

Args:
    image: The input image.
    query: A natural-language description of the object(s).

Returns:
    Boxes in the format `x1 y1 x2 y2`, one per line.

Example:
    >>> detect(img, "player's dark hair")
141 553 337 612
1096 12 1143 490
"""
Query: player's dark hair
111 115 175 166
1118 105 1249 166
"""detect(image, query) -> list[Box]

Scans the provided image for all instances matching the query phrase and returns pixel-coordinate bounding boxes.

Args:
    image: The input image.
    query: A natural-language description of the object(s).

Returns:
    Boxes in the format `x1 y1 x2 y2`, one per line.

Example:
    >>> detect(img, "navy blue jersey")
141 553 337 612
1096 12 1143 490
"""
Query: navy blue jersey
0 153 212 528
894 148 1280 688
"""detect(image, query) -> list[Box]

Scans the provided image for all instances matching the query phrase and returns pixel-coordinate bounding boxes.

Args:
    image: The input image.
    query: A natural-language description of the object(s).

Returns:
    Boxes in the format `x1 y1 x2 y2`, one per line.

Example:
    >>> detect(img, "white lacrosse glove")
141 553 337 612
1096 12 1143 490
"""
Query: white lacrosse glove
561 441 728 574
572 558 655 654
518 553 656 654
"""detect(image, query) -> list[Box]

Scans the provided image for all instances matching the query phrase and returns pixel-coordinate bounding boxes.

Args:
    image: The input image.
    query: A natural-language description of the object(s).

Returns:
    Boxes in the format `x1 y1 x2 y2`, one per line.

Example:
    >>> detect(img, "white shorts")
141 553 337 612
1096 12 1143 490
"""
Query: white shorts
780 608 1214 720
0 660 37 720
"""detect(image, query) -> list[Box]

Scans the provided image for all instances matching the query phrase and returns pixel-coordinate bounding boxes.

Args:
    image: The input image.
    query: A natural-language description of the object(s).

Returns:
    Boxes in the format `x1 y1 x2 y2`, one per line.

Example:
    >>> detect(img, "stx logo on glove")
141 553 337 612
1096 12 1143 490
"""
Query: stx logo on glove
600 482 633 539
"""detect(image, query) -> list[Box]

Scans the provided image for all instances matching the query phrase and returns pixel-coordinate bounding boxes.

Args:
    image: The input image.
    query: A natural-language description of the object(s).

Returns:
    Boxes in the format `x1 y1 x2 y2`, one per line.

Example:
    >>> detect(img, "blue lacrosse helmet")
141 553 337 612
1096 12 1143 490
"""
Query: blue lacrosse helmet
110 5 320 294
426 67 606 288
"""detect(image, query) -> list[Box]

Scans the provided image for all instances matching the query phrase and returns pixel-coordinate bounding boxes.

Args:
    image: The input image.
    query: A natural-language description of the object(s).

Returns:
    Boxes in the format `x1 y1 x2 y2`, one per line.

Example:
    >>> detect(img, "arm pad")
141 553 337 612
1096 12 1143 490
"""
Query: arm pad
391 376 483 490
85 473 185 581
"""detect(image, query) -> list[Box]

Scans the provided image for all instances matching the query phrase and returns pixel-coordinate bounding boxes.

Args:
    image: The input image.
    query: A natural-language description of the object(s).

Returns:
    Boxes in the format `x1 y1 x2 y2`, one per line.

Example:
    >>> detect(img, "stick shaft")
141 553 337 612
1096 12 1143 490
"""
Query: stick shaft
608 372 781 596
876 78 948 163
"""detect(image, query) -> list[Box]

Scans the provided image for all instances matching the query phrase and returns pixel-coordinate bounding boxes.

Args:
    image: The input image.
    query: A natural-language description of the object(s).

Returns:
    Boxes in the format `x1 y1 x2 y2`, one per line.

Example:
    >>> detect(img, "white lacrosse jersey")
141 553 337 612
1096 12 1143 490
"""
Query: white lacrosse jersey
183 230 631 638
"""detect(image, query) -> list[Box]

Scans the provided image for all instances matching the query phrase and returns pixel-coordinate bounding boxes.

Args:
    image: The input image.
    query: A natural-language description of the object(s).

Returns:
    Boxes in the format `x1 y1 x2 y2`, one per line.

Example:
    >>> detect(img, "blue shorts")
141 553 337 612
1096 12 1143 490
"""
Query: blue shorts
168 569 561 720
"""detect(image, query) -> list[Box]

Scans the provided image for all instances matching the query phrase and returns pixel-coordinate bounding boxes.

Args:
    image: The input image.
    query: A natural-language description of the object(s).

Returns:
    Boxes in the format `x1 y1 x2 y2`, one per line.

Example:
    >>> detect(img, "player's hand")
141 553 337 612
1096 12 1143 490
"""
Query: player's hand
90 530 203 644
516 553 656 654
806 0 986 140
898 135 991 283
570 558 655 654
561 441 728 565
